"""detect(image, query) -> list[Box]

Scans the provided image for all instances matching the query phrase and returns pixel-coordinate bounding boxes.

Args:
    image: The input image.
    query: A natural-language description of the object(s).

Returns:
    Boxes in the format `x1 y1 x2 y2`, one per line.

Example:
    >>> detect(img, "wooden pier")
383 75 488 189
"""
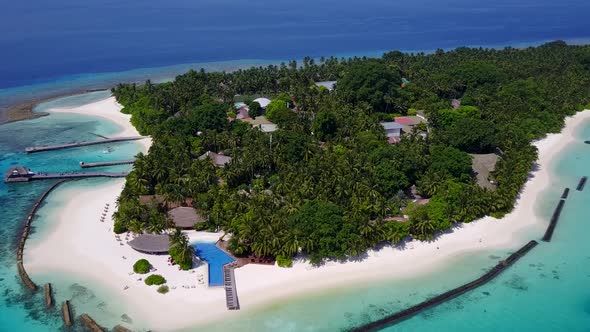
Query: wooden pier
224 265 240 310
25 136 146 153
349 240 539 332
5 166 128 183
80 159 135 168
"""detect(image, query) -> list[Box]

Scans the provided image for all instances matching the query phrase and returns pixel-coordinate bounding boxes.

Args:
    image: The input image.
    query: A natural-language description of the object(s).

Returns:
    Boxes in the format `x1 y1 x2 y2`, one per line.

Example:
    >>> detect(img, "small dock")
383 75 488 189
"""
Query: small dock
223 265 240 310
25 136 146 153
80 160 135 168
5 166 128 183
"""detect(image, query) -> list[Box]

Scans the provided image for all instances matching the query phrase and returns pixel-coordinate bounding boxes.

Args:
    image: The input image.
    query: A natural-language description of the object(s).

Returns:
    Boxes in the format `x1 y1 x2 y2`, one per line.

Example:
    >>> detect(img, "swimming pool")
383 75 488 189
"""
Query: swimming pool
193 242 235 287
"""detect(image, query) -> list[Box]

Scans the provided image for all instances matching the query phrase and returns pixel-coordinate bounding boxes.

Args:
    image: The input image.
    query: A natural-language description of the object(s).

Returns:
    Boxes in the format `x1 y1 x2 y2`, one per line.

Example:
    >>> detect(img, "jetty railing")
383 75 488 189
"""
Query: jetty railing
349 240 539 332
25 136 146 153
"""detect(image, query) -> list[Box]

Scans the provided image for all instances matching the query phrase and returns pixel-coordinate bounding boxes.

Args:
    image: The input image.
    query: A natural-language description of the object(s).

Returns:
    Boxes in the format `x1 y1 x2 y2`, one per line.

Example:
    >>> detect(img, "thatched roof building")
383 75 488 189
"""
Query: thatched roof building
168 207 206 229
128 234 170 254
4 166 34 182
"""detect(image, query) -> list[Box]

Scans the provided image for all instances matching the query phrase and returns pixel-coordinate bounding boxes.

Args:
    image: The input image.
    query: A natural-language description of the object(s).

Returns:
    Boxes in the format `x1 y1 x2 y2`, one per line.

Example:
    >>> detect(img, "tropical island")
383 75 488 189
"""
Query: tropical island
18 41 590 331
112 41 590 265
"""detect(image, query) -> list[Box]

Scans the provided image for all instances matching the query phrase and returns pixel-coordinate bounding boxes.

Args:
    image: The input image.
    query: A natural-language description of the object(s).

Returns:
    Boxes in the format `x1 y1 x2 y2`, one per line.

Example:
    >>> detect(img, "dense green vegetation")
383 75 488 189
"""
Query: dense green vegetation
145 274 166 286
169 229 193 270
133 259 151 274
113 42 590 264
157 285 169 294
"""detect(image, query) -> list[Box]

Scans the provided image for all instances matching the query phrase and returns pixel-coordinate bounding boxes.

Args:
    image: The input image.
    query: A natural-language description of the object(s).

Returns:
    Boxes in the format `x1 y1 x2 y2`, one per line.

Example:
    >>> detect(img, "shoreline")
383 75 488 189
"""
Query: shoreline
4 38 589 125
22 93 590 330
0 88 111 125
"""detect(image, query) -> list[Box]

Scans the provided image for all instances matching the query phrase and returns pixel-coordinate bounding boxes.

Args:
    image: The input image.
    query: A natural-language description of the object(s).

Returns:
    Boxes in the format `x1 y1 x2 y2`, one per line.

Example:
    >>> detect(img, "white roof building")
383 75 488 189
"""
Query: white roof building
253 97 271 108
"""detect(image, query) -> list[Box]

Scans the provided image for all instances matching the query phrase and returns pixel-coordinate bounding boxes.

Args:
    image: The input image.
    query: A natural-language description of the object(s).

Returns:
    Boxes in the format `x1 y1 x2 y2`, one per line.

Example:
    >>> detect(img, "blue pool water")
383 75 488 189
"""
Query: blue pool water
193 243 235 287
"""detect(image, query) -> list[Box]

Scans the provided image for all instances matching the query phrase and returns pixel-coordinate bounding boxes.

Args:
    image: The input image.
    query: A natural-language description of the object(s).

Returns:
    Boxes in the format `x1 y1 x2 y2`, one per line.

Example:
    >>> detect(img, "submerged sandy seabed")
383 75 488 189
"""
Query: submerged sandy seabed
23 96 590 331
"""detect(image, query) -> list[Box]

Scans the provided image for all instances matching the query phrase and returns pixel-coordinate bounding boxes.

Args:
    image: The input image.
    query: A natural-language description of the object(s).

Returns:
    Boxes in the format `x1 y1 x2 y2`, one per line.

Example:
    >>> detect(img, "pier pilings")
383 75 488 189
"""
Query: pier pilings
25 136 146 153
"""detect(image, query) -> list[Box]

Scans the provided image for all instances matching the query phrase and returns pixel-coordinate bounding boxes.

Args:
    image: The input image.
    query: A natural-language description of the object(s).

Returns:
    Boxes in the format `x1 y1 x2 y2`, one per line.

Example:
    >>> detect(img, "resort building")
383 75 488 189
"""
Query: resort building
4 166 35 182
168 207 206 229
127 234 170 254
394 115 428 138
243 115 278 133
381 121 403 144
314 80 337 91
198 151 232 168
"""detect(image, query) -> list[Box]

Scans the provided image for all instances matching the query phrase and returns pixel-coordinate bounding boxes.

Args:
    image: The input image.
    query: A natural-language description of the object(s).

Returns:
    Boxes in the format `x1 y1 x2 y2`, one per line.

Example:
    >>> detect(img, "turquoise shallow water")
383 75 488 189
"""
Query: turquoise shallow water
0 92 589 331
0 92 143 331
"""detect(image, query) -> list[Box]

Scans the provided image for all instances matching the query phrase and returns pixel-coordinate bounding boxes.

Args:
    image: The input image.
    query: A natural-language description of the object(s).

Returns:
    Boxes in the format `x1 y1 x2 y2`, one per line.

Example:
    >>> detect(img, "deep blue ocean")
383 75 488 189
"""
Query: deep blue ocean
2 0 590 111
1 0 590 331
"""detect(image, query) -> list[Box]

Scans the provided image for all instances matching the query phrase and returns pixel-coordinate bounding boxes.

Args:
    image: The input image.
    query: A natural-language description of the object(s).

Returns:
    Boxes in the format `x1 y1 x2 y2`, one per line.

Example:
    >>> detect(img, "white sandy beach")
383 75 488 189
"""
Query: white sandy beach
23 96 590 331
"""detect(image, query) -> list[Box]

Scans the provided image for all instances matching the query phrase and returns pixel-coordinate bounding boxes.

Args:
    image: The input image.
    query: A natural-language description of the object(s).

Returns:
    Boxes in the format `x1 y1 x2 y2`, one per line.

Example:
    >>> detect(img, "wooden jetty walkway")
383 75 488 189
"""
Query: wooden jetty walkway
5 166 128 183
223 265 240 310
80 159 135 168
349 240 539 332
25 136 146 153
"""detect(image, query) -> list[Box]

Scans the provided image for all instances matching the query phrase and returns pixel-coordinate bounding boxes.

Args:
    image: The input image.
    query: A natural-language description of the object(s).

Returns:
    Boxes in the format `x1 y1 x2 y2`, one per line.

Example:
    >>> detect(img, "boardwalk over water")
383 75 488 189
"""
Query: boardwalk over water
224 265 240 310
25 136 146 153
5 169 128 183
80 160 135 168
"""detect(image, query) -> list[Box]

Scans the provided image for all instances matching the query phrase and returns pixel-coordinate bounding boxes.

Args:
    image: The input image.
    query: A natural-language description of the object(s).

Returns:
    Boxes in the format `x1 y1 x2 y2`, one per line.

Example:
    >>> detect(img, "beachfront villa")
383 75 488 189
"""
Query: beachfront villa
198 151 232 168
168 207 206 229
